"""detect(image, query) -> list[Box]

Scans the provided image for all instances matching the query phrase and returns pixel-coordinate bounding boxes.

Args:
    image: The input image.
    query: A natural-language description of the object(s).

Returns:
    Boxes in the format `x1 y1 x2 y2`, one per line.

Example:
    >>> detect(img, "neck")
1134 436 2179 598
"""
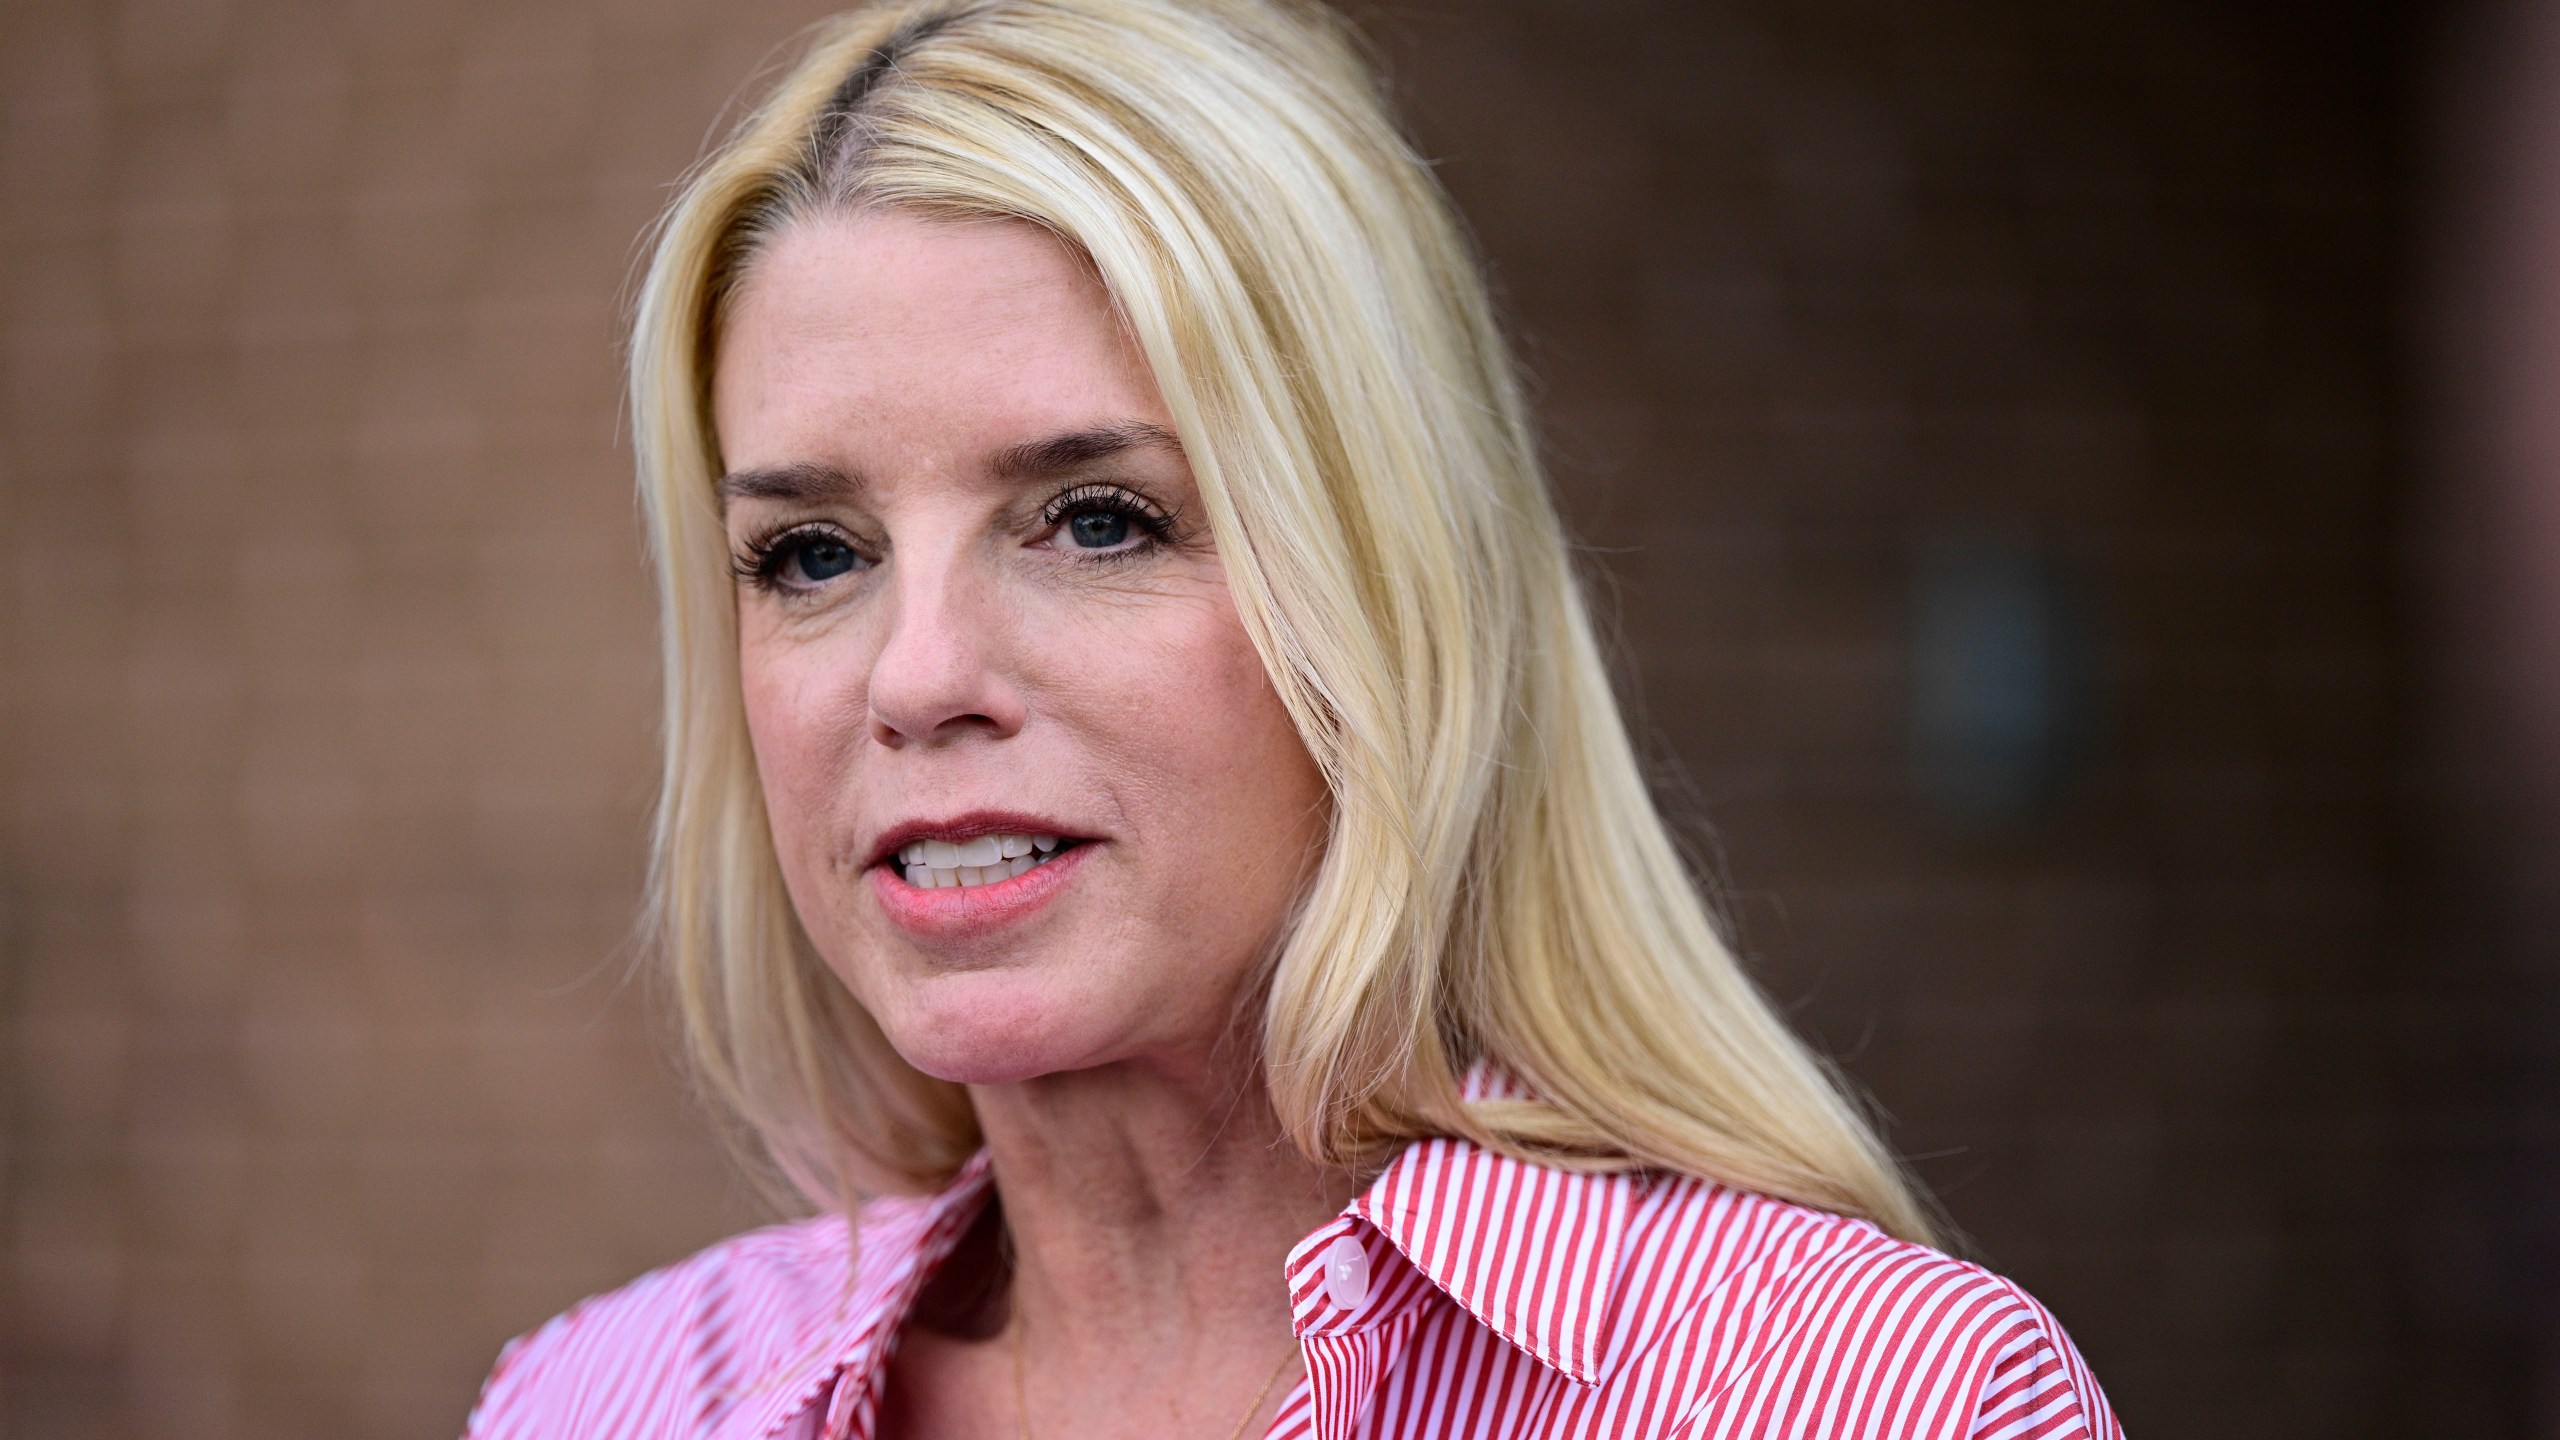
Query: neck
973 1049 1359 1365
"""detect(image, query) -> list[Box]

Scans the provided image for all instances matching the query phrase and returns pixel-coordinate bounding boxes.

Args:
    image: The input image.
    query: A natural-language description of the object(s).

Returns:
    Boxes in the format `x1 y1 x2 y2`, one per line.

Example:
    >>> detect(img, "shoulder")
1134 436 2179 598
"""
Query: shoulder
463 1213 854 1439
1643 1180 2119 1437
463 1194 942 1440
1351 1135 2119 1436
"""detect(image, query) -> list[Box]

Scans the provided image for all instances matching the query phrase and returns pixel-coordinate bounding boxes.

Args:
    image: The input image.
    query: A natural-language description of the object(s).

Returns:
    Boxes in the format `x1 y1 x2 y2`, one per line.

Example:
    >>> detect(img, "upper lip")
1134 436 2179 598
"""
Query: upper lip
863 810 1089 870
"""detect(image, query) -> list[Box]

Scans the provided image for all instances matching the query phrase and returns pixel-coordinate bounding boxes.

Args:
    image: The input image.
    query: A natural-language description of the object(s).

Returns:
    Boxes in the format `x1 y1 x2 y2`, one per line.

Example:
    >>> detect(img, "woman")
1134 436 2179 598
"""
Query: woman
467 0 2120 1435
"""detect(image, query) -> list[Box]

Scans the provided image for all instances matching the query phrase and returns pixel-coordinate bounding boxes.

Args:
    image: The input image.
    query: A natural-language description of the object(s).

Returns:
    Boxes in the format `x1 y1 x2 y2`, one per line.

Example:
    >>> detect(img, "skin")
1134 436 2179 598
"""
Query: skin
714 210 1351 1439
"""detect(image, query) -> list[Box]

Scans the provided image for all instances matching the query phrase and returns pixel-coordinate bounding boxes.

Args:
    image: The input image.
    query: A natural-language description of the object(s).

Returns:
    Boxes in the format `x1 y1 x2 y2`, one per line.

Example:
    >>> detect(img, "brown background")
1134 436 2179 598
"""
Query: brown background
0 0 2524 1435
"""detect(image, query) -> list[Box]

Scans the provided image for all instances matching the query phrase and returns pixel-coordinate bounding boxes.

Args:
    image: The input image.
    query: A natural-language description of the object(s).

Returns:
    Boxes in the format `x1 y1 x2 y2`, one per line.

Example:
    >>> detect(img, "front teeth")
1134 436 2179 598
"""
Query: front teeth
898 833 1064 889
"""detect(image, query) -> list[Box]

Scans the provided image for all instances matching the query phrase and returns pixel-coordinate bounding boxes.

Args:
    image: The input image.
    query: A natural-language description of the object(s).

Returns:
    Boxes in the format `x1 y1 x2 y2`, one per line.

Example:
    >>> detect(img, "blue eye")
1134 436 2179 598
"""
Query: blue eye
735 524 868 595
792 536 859 580
1038 483 1174 558
1067 509 1132 548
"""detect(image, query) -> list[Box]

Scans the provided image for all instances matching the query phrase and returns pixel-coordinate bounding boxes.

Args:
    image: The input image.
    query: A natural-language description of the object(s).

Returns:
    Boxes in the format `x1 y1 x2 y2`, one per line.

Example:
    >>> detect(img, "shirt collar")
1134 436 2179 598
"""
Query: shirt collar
1281 1067 1657 1388
740 1153 997 1440
1284 1133 1643 1388
780 1083 1661 1436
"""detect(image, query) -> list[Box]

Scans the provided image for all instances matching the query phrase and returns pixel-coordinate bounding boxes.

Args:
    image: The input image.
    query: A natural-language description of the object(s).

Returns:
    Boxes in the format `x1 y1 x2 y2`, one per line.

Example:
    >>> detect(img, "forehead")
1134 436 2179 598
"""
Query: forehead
711 210 1167 469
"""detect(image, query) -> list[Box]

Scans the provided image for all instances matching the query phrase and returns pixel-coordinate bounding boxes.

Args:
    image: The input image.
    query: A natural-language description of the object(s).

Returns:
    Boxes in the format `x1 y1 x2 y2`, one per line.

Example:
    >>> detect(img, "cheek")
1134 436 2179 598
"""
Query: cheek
1081 598 1327 904
739 626 869 876
1201 635 1316 805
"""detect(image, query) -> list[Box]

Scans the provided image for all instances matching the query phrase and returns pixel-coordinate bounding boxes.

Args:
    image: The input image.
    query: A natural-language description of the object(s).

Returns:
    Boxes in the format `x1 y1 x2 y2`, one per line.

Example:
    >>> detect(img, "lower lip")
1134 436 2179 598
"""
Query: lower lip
868 843 1092 937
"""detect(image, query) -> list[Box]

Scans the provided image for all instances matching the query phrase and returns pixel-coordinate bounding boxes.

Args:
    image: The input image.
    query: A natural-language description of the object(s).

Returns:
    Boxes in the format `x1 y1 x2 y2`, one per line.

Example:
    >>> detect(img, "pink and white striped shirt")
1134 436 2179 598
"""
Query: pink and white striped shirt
467 1127 2119 1439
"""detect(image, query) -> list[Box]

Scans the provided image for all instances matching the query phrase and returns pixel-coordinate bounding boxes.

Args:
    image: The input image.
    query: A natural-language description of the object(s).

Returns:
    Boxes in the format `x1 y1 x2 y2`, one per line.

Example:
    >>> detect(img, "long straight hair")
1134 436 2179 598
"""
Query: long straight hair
630 0 1936 1243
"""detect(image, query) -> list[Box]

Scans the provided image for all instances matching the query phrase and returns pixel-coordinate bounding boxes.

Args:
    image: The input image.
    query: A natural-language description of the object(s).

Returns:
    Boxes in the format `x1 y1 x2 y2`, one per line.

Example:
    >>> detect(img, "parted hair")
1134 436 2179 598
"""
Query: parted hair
630 0 1936 1242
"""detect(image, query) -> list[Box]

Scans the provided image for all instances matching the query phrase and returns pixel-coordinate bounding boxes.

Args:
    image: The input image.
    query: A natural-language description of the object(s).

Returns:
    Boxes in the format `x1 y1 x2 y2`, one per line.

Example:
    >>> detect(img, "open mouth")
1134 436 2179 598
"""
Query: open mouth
890 832 1084 890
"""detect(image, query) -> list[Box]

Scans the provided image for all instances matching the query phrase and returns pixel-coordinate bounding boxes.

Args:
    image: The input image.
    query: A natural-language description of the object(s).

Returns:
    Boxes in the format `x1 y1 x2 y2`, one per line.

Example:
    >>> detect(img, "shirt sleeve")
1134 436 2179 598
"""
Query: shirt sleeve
463 1301 642 1440
1966 1282 2123 1440
460 1267 722 1439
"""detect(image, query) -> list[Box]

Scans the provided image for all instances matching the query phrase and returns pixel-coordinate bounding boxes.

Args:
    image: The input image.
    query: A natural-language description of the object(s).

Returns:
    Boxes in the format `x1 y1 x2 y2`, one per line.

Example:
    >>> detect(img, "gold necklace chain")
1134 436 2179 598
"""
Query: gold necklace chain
1010 1315 1298 1440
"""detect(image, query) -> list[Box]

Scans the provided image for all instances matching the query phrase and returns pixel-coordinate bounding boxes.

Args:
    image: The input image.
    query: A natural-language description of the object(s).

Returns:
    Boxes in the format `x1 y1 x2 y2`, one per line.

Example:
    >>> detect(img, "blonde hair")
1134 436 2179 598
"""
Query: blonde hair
632 0 1935 1242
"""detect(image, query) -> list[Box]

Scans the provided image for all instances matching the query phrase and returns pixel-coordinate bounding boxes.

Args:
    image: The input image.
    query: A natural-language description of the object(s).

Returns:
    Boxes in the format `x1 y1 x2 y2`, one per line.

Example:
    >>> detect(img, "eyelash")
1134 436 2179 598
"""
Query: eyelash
732 522 866 595
1038 483 1178 554
729 485 1179 597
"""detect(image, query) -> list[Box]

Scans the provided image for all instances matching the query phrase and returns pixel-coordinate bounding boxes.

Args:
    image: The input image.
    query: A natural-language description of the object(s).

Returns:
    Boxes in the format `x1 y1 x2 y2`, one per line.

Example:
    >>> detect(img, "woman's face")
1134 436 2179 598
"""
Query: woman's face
714 211 1329 1087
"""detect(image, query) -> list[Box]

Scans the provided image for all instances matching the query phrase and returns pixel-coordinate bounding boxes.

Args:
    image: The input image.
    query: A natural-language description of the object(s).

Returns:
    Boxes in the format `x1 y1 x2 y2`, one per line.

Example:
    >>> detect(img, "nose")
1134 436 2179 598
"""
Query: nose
864 548 1028 748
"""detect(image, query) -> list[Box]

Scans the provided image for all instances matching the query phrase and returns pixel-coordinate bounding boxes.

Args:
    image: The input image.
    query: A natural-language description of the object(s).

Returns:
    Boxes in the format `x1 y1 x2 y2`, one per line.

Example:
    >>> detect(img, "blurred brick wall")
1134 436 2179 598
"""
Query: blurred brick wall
1364 4 2425 1435
0 1 2428 1437
2417 0 2560 1427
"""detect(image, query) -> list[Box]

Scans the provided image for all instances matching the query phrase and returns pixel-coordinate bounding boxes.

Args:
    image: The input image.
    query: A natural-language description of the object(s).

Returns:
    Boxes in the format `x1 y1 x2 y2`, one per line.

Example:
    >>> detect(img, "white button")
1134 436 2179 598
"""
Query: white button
1323 1234 1370 1312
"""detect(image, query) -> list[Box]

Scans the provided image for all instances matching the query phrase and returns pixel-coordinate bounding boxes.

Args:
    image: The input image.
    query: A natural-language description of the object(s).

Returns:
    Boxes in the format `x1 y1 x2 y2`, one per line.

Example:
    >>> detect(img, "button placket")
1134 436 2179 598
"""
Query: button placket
1285 1221 1410 1440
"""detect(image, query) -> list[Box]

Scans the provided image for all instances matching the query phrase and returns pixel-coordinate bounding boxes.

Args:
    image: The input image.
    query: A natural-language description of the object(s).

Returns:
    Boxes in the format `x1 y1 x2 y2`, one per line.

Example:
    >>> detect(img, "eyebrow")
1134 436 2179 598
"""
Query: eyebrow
989 422 1181 479
716 459 862 507
715 422 1180 507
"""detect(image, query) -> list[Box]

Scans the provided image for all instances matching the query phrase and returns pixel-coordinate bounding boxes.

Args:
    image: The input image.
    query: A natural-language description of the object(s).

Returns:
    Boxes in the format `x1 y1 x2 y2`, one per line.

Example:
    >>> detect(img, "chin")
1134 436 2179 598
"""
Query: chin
873 976 1117 1086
